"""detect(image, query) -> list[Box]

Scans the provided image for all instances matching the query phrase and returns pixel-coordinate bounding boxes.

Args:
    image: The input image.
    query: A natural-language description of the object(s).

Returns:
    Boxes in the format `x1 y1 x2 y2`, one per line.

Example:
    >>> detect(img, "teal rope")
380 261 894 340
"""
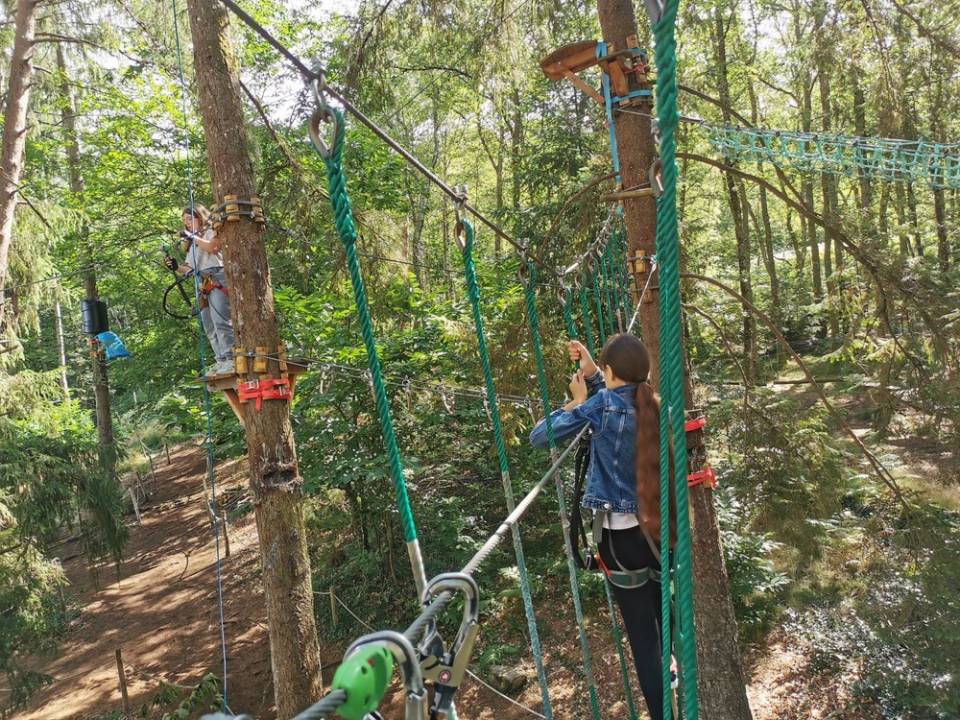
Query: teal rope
616 229 633 329
524 263 602 720
457 219 553 719
562 299 639 720
579 285 597 356
651 0 699 716
317 109 425 589
600 244 618 334
591 271 608 346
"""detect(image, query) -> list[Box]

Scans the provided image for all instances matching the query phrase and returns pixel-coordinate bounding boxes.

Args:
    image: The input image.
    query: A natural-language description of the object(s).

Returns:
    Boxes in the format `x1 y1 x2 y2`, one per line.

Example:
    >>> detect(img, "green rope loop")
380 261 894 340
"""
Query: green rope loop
523 264 602 720
457 220 553 719
651 0 699 717
318 108 425 590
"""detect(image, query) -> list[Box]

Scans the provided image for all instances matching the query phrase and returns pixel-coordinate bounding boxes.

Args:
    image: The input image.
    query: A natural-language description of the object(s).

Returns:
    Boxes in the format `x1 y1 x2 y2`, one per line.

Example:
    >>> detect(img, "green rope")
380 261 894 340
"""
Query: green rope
457 219 553 719
600 243 618 334
614 227 633 328
651 0 699 717
523 263 602 720
562 298 639 720
562 290 578 342
591 270 608 346
317 108 427 595
579 285 598 357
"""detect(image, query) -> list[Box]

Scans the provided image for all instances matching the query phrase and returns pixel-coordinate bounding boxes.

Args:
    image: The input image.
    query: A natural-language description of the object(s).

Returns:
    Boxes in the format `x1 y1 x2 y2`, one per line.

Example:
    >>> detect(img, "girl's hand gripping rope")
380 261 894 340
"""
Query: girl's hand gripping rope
568 339 598 377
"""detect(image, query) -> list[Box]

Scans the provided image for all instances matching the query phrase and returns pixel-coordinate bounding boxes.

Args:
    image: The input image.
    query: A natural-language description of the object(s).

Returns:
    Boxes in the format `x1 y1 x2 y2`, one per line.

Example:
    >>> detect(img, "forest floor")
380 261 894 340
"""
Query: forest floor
10 395 954 719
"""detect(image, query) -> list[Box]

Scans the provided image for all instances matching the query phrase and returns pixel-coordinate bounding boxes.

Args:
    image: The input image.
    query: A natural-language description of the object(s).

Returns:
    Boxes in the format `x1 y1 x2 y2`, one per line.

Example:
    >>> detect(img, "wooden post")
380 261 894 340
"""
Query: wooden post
128 488 142 526
164 440 171 465
329 586 337 628
185 2 323 715
220 512 231 558
142 443 157 486
115 648 130 716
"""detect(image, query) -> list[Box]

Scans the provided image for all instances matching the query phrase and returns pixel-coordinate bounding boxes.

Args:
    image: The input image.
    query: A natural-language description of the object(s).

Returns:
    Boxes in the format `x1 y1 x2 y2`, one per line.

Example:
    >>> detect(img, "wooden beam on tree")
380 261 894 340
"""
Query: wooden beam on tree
184 1 323 717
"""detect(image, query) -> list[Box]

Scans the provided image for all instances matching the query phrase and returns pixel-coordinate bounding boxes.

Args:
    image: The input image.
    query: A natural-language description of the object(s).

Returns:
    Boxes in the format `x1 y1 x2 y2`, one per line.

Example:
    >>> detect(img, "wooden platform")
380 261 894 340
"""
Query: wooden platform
189 358 311 425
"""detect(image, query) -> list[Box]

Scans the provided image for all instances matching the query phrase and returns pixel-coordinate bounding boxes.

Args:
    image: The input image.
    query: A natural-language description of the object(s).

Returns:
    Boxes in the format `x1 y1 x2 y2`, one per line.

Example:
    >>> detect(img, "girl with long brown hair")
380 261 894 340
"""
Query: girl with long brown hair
530 332 672 720
164 204 235 375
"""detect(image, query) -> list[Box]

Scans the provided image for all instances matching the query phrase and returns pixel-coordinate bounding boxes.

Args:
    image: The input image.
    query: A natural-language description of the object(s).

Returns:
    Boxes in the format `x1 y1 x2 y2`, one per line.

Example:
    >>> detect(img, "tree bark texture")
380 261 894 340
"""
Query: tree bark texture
185 2 322 717
712 8 755 376
0 0 38 333
598 2 753 717
596 0 660 384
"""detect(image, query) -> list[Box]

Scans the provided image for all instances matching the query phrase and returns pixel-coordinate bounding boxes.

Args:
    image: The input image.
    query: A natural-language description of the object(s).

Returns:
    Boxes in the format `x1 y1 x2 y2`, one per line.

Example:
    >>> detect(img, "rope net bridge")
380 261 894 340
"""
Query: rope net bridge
707 124 960 190
199 0 698 717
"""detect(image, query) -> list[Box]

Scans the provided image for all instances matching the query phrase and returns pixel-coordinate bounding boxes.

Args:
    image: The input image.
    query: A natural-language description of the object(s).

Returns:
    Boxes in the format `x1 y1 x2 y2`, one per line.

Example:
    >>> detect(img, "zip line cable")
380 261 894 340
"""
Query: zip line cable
218 0 555 277
171 0 231 709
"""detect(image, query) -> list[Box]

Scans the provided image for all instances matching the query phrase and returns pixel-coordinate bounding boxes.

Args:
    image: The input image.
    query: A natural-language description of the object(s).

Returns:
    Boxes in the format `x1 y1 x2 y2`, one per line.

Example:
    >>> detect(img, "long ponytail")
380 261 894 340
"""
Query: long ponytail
634 383 676 547
598 333 677 546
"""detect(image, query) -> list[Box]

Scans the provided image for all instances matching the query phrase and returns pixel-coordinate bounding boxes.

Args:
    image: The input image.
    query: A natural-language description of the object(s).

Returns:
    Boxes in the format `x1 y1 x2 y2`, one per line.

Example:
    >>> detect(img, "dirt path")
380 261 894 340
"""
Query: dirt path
12 446 275 720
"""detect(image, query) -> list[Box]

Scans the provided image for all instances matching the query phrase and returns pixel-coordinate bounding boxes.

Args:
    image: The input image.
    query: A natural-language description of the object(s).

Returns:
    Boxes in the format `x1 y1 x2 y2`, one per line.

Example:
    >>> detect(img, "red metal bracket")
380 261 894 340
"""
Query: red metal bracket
684 417 706 433
237 377 291 411
687 464 717 489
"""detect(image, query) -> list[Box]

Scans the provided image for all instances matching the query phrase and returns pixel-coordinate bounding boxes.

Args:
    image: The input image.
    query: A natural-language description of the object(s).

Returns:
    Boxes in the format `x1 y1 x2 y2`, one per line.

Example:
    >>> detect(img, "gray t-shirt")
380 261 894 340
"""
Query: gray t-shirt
182 228 223 272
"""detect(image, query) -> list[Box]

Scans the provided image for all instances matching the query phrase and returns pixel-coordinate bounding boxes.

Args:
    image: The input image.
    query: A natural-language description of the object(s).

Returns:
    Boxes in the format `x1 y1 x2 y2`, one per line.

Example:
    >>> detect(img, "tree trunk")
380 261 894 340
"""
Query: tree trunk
894 182 911 256
58 43 114 476
185 2 323 717
597 2 753 717
0 0 38 333
713 7 755 380
596 0 660 383
55 295 69 398
510 86 524 217
816 56 840 336
747 84 780 348
934 187 949 270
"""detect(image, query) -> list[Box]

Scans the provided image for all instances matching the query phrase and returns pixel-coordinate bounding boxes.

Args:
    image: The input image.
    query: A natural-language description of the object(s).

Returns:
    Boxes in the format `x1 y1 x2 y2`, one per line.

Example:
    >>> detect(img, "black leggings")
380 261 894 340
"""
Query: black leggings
598 526 664 720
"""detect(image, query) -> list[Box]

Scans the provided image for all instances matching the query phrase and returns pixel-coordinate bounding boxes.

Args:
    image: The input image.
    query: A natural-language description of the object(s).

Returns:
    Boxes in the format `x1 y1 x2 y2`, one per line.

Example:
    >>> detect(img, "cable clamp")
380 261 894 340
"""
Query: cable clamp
687 464 718 489
237 377 291 411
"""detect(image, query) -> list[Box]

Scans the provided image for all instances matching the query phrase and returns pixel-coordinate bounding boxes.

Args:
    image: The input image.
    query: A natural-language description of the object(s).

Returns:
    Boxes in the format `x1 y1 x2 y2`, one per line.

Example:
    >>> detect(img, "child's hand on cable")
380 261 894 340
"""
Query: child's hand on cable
568 370 588 404
568 340 598 377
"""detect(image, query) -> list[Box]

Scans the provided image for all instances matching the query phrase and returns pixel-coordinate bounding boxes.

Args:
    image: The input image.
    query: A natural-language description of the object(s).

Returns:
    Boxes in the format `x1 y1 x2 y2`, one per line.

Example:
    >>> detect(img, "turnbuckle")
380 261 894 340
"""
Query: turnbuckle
417 573 481 718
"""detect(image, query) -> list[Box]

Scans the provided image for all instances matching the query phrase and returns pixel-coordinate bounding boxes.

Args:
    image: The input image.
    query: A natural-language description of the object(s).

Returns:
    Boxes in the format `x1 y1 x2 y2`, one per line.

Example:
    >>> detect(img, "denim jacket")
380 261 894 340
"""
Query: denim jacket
530 371 638 513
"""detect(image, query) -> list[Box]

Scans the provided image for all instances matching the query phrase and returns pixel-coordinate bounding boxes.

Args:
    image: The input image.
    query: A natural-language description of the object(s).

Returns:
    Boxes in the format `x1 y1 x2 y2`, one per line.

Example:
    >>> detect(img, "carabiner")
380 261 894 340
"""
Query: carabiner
419 573 480 718
308 72 340 160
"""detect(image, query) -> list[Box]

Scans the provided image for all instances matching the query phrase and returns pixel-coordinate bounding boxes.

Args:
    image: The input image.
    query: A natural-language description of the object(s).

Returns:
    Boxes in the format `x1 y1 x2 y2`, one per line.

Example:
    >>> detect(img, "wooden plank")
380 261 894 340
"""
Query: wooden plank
539 40 601 79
